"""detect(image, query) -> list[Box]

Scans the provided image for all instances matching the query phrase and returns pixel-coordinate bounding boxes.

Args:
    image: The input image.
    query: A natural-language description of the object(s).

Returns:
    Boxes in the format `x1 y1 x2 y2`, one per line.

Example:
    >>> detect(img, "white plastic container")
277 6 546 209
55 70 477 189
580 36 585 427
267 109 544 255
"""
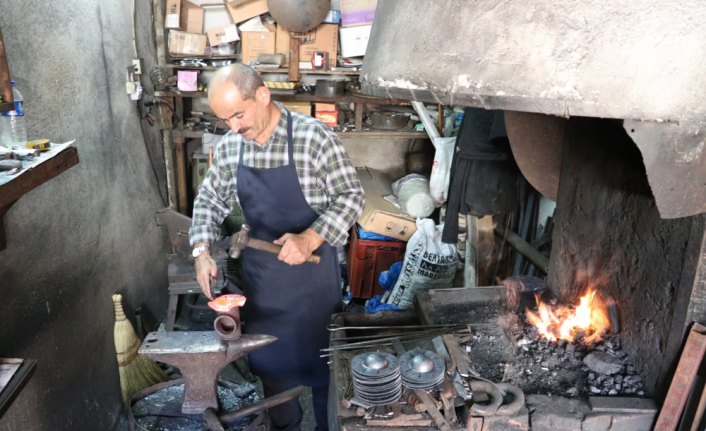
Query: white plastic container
393 174 435 219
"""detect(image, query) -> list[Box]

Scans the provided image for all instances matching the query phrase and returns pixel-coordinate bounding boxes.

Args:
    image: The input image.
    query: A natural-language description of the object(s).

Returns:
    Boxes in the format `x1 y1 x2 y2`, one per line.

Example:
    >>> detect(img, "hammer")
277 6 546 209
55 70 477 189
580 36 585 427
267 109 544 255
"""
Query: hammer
229 224 320 264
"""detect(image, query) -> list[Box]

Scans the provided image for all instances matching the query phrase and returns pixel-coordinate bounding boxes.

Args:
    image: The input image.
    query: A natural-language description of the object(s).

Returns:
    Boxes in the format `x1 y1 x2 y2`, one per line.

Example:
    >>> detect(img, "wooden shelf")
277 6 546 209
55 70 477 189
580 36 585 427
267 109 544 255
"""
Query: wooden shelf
164 64 360 75
0 144 79 250
155 90 413 105
173 129 428 141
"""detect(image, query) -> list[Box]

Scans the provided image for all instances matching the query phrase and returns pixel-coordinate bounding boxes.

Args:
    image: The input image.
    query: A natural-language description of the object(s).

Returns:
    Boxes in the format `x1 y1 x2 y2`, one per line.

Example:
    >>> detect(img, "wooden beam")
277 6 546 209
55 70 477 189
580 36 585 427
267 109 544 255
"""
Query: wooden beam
288 35 300 82
0 145 79 250
153 0 178 210
0 27 14 112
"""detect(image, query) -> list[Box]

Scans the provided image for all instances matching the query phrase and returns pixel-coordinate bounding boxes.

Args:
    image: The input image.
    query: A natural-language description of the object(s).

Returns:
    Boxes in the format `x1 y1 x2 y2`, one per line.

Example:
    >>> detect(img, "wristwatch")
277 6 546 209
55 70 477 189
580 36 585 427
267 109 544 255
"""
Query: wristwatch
192 244 210 258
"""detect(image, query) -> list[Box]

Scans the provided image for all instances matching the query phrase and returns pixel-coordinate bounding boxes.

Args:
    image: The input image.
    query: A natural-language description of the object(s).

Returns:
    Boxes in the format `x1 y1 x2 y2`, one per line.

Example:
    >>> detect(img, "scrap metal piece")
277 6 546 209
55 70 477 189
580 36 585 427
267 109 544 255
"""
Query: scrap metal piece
432 336 471 400
469 380 503 416
654 323 706 430
495 383 525 416
219 386 307 423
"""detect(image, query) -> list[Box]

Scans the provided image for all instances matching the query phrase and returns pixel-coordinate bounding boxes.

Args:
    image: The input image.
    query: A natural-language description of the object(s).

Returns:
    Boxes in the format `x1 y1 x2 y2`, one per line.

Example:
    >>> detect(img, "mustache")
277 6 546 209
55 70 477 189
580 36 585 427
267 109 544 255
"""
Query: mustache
238 127 251 135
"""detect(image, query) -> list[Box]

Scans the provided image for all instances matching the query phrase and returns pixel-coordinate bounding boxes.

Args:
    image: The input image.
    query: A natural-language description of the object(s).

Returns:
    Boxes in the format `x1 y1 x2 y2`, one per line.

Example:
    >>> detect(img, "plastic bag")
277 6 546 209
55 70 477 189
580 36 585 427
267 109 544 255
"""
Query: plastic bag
392 174 434 218
383 219 459 309
365 295 400 314
379 261 402 290
429 136 455 206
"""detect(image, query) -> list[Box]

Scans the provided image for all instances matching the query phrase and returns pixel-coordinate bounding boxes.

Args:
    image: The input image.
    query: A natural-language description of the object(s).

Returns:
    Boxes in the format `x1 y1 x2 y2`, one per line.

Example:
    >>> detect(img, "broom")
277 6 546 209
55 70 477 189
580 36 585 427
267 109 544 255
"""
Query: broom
112 293 169 406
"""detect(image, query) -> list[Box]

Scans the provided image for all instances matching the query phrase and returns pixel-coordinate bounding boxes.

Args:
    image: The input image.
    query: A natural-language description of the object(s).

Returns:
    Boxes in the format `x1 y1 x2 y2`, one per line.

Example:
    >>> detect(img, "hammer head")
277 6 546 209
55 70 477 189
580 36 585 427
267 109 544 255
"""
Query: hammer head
229 224 251 259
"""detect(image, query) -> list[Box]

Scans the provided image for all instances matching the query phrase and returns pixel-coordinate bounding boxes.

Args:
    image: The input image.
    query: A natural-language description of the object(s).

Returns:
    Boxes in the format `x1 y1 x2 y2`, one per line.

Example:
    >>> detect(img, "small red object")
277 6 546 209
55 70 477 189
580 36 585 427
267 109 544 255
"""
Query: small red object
208 294 247 312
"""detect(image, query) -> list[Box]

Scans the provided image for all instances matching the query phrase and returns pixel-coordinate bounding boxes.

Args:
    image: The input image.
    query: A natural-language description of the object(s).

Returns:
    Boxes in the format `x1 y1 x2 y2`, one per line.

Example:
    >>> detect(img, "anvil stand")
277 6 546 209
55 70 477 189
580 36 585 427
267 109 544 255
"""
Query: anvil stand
138 302 277 417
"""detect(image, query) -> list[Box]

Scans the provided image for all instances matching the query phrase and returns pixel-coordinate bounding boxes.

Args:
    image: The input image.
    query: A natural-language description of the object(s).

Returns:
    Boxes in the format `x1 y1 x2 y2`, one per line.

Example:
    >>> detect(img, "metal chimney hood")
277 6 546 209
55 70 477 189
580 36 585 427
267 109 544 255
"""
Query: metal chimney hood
361 0 706 218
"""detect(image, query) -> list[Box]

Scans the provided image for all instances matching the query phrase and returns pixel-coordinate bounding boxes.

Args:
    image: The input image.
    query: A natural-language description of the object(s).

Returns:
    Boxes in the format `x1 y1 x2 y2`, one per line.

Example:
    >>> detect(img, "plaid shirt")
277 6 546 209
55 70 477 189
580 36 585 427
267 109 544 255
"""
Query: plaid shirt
190 103 364 247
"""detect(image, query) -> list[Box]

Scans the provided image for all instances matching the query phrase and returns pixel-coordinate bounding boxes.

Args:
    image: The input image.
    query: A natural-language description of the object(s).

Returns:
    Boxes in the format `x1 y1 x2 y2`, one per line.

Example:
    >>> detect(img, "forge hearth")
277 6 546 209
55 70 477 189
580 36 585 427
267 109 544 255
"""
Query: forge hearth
467 313 647 399
415 285 658 429
330 286 659 429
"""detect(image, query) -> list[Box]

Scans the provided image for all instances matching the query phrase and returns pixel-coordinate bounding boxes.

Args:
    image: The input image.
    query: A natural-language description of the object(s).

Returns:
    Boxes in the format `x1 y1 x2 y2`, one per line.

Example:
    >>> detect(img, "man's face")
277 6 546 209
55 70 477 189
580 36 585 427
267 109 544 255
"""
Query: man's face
210 82 267 141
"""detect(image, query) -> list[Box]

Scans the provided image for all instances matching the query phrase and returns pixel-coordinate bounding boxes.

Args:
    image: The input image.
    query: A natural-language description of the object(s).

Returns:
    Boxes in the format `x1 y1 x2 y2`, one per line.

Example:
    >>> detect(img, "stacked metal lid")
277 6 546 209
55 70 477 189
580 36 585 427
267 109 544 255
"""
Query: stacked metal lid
351 352 402 405
399 347 446 390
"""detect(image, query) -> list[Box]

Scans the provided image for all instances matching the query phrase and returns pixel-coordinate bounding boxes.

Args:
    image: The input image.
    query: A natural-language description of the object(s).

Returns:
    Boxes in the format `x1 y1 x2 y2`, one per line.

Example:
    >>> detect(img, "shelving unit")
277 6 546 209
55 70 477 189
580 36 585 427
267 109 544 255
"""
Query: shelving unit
0 144 79 250
152 0 429 215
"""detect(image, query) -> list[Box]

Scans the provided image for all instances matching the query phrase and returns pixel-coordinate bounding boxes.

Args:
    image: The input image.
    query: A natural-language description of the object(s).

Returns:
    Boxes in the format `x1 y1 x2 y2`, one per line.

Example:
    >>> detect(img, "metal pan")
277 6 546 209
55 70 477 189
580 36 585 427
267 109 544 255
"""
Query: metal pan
315 79 346 97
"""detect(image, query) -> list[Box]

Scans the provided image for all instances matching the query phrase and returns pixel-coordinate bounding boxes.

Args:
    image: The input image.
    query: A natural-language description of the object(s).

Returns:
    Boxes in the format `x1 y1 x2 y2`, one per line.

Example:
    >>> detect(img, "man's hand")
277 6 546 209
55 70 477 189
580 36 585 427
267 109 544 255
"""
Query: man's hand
274 228 325 265
195 254 218 299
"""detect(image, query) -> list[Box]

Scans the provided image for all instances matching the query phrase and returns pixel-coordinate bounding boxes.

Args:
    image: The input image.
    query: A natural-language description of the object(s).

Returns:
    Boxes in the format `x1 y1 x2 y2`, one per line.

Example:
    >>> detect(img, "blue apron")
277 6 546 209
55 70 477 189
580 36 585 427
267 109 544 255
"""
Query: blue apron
237 110 341 388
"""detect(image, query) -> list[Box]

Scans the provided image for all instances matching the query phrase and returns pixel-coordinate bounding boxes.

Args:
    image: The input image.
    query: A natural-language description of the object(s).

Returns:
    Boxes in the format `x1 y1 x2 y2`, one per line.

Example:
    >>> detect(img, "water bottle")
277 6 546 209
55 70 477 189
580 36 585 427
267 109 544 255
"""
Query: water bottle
2 80 27 146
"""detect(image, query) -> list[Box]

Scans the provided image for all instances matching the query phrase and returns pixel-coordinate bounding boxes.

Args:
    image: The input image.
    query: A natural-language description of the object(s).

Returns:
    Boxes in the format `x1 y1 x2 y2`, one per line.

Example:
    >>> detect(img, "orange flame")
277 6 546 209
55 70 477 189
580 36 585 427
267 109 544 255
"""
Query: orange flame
526 288 610 344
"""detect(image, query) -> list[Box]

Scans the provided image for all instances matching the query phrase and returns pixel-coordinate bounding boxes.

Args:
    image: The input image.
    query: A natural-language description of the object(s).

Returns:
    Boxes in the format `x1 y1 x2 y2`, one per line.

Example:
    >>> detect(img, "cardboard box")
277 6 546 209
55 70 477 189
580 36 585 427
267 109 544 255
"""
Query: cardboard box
315 103 339 126
203 4 231 32
168 30 207 55
339 24 371 57
356 167 416 241
207 24 240 46
240 24 276 64
275 23 338 68
225 0 268 24
282 101 312 117
340 0 377 27
165 0 181 29
180 0 204 33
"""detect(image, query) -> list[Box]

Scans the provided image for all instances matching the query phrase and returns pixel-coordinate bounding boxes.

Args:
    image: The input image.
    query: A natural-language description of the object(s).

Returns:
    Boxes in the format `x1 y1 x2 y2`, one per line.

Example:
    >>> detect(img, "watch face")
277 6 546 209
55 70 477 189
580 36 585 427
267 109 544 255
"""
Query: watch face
192 246 204 258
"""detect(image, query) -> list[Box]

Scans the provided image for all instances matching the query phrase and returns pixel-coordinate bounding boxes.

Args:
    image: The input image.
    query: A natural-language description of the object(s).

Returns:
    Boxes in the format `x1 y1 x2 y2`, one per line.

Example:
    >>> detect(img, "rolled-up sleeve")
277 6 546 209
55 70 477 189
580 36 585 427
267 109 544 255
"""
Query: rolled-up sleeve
309 135 365 246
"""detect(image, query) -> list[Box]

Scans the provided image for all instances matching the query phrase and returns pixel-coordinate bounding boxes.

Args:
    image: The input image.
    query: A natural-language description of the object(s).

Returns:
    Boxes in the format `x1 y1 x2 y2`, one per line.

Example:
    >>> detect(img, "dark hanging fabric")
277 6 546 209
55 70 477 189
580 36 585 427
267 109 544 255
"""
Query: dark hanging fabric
442 108 520 244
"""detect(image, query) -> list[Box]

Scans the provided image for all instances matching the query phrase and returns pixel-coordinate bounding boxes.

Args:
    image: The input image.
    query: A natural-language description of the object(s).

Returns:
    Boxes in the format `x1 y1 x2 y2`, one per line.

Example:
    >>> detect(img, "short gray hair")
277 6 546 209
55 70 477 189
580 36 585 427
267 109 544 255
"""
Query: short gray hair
208 64 264 101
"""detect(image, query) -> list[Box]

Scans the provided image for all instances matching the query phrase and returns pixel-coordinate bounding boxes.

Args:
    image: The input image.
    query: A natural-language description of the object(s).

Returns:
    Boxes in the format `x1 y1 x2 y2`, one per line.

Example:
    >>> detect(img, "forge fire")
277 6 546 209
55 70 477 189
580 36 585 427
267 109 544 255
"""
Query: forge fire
525 288 611 344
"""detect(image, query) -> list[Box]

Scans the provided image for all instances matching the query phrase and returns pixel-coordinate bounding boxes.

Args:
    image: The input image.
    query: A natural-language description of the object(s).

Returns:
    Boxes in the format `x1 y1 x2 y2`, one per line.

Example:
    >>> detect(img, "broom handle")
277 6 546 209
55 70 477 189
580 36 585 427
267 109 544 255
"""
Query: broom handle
112 294 126 321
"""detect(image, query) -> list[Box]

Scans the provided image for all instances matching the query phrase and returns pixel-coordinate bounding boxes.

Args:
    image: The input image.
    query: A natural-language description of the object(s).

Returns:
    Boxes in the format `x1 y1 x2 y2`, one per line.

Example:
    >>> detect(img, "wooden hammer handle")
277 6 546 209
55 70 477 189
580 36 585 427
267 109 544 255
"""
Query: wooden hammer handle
248 238 320 264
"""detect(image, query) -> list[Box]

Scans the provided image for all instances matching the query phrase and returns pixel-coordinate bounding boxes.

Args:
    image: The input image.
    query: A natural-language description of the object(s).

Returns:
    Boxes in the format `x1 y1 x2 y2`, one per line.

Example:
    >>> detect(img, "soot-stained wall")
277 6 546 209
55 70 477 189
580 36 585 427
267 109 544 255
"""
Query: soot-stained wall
0 1 170 429
547 117 703 397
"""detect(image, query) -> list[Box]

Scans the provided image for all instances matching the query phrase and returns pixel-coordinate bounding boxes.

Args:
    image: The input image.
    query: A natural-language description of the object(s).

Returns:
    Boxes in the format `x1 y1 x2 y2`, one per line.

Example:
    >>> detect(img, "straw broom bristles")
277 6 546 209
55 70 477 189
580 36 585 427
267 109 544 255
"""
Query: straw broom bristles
112 293 169 406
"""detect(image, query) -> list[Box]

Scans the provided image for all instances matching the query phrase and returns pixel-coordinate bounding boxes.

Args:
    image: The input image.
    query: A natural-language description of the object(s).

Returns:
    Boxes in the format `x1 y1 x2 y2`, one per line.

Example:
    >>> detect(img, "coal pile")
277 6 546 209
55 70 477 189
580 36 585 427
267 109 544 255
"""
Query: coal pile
459 313 646 399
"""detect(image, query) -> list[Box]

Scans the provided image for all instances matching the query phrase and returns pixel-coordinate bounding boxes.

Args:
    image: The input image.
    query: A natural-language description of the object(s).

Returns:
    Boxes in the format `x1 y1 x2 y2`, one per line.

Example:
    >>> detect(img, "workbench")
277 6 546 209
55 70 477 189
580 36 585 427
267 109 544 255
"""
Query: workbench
328 286 524 430
0 141 79 250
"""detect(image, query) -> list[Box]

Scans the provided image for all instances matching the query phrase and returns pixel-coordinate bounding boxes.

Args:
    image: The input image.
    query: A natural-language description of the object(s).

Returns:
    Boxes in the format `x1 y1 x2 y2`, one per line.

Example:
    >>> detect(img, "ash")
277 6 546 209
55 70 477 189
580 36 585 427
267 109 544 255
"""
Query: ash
461 313 646 399
133 382 261 431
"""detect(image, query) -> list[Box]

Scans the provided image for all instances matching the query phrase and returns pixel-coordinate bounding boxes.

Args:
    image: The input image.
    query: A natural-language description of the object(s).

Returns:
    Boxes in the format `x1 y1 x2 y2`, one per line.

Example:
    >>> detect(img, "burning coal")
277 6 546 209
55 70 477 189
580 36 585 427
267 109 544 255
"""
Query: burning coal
526 288 611 344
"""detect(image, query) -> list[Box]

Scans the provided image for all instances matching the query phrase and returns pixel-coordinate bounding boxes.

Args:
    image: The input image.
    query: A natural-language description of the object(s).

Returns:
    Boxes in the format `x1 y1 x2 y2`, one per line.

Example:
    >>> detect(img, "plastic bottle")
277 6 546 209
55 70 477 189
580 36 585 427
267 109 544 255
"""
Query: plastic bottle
2 80 27 146
0 114 10 147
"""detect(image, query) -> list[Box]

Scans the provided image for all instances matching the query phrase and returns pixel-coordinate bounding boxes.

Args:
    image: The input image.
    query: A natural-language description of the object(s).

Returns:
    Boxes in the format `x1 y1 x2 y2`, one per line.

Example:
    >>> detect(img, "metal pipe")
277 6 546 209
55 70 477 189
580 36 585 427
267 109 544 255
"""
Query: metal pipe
465 214 478 287
322 330 472 353
218 386 307 423
327 323 469 332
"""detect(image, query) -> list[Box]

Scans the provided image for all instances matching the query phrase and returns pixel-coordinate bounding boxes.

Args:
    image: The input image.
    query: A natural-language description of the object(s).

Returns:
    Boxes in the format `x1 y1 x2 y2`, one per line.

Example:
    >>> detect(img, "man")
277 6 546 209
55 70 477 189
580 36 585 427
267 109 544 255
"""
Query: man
189 64 364 430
